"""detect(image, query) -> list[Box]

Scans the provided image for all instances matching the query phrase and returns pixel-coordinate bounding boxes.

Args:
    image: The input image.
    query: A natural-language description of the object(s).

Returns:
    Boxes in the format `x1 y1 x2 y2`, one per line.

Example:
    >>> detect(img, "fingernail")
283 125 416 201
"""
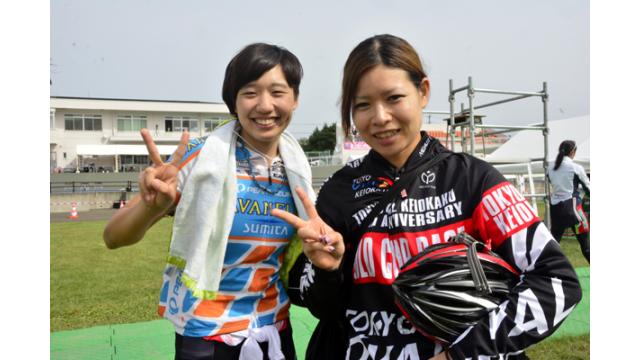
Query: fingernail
327 246 335 252
320 234 331 245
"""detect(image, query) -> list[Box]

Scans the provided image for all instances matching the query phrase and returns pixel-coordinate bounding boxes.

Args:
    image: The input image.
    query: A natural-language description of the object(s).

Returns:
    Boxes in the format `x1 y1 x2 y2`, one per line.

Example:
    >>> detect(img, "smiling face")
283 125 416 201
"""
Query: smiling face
235 65 298 157
352 65 429 169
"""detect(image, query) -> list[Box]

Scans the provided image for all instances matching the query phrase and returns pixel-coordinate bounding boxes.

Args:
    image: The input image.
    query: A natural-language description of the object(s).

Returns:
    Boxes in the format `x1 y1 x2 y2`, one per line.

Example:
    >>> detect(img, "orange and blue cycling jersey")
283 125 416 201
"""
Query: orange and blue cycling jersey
158 136 297 337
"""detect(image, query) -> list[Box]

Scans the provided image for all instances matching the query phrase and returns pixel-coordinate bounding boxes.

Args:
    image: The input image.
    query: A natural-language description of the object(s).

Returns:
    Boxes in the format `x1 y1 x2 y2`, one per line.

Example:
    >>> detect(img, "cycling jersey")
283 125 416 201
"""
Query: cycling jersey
547 156 590 205
288 134 582 359
159 136 297 338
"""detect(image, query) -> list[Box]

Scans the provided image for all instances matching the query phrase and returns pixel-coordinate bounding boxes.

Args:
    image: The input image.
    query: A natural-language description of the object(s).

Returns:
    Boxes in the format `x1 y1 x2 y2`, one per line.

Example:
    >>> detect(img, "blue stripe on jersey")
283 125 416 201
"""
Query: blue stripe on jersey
183 318 218 337
277 280 288 304
257 313 276 327
223 243 253 265
264 247 285 267
219 268 253 291
228 295 261 317
159 281 169 302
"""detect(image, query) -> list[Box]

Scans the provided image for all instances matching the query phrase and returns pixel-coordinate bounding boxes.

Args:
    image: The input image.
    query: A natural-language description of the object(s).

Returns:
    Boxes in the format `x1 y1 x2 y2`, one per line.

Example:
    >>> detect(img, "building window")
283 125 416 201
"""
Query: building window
50 110 55 129
117 115 148 132
165 116 199 132
120 155 151 172
64 114 102 131
121 155 149 165
50 151 57 171
204 118 227 133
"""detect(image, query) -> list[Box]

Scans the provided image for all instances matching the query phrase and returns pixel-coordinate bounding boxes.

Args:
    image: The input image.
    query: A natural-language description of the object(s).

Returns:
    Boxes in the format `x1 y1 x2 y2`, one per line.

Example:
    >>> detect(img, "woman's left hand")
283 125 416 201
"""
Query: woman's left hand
271 187 345 271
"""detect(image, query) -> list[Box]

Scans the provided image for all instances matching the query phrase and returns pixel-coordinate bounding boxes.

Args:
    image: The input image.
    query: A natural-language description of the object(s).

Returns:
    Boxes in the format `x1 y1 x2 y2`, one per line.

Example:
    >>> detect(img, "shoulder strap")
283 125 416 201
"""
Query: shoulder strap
352 151 453 237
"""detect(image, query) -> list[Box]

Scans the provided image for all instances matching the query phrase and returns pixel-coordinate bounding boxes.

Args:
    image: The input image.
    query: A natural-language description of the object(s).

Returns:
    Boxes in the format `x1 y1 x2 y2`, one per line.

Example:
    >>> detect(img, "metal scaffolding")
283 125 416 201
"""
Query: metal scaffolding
446 76 551 225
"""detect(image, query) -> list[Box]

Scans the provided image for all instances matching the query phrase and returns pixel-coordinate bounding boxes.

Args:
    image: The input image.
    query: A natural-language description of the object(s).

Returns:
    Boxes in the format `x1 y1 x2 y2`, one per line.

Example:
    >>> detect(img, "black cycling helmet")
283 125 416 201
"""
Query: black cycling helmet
392 232 520 345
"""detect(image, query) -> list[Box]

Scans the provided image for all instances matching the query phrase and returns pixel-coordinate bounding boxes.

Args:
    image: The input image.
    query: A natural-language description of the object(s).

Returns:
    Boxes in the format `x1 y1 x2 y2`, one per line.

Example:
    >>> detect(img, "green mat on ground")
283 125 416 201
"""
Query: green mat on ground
51 268 589 359
51 305 318 360
549 266 590 339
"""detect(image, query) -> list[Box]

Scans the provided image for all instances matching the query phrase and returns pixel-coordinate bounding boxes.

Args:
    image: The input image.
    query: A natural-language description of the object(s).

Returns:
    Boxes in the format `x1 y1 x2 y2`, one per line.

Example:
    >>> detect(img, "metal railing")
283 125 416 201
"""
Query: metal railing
50 181 137 194
307 155 341 167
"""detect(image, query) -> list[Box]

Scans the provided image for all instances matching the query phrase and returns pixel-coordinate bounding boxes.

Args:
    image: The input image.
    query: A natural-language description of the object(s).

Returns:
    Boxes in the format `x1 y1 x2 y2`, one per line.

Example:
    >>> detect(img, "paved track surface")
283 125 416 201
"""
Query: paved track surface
51 208 119 223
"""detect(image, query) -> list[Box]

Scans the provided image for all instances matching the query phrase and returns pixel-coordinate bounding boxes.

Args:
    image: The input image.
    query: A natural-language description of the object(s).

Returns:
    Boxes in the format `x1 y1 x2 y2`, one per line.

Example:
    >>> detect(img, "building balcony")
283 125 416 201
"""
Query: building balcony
106 131 183 144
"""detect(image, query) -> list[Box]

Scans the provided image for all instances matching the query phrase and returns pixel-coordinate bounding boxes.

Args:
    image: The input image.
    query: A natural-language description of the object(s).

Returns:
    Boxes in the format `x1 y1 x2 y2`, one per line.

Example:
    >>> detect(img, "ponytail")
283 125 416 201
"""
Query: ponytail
554 140 576 170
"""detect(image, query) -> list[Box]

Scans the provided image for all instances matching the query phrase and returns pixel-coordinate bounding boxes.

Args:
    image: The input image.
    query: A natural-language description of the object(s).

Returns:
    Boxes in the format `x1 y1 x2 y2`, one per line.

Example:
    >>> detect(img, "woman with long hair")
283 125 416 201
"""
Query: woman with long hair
548 140 590 262
273 34 582 360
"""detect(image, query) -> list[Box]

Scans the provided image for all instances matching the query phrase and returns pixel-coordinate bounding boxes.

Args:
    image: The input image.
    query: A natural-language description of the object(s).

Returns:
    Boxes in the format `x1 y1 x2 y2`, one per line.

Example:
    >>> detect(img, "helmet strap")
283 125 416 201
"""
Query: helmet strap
454 233 491 294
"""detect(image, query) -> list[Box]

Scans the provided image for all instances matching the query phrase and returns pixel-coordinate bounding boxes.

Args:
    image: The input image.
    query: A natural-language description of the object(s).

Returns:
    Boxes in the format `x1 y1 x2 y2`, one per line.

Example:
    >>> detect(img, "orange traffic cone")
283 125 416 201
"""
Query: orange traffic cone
68 202 79 219
119 200 125 209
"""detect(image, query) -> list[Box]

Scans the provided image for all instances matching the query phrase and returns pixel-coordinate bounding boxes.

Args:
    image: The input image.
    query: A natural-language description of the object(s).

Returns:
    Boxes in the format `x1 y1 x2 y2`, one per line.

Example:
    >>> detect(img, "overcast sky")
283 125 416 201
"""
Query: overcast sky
50 0 589 138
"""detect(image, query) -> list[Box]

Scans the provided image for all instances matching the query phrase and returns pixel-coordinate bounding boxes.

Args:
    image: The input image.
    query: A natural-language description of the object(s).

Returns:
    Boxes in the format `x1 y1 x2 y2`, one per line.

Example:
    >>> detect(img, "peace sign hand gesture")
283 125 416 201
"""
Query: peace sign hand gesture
139 128 189 213
271 187 345 271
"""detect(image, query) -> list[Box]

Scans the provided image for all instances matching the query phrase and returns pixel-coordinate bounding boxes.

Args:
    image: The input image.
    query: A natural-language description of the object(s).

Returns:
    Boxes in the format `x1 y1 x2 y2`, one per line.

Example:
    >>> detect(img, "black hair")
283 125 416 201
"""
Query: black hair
340 34 427 138
554 140 576 170
222 43 303 117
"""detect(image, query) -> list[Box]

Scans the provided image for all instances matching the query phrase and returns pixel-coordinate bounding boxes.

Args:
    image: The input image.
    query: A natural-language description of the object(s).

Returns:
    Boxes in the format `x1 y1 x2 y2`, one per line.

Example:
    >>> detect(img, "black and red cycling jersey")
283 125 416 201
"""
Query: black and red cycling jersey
288 133 582 360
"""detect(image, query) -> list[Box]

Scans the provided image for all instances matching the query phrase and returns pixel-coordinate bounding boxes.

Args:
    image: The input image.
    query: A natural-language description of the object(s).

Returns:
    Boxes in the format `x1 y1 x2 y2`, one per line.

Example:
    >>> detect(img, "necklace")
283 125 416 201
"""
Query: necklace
237 140 283 195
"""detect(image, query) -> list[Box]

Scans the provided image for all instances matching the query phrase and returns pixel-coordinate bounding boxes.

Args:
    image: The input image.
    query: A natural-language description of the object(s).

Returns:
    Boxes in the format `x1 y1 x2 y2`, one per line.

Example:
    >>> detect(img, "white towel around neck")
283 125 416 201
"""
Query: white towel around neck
169 120 315 299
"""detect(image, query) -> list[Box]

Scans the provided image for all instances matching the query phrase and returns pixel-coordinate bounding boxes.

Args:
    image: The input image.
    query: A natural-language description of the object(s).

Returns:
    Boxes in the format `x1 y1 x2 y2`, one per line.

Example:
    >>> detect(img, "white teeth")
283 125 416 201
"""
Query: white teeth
375 130 398 139
254 118 276 126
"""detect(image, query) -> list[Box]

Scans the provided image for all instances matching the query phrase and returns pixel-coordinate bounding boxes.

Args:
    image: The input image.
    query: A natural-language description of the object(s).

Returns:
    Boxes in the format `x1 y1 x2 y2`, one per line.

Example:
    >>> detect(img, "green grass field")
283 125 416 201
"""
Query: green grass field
51 216 589 358
51 218 173 331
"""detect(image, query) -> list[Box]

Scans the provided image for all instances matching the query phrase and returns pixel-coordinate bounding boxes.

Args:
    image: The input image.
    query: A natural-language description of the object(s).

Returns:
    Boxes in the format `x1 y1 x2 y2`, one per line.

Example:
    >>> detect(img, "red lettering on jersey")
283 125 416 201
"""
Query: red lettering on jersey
352 219 474 285
477 181 539 247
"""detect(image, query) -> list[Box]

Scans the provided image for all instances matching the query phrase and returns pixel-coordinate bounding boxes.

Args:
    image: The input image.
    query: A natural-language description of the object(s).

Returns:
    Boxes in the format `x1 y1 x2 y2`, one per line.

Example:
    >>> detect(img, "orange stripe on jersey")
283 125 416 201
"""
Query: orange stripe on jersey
193 294 236 318
216 319 251 335
257 284 279 312
177 149 201 170
158 305 166 317
228 235 289 243
276 303 291 322
248 268 276 292
236 174 287 185
243 246 277 264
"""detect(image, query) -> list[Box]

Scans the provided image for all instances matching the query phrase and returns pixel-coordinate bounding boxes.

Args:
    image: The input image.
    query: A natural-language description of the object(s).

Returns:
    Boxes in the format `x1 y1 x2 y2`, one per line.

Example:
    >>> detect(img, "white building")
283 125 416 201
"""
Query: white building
50 97 231 173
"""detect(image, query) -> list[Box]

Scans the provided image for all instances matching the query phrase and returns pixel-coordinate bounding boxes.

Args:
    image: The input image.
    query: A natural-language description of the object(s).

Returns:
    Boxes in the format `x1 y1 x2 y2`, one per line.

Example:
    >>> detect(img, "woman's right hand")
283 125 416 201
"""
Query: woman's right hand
103 129 189 249
139 128 189 213
271 187 345 271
